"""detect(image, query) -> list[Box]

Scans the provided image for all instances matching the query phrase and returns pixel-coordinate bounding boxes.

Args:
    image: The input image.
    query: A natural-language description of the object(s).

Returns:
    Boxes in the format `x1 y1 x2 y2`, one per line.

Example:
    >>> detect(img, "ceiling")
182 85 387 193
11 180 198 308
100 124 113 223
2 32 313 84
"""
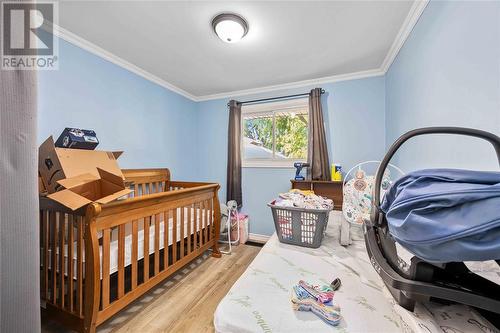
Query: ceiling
57 1 420 99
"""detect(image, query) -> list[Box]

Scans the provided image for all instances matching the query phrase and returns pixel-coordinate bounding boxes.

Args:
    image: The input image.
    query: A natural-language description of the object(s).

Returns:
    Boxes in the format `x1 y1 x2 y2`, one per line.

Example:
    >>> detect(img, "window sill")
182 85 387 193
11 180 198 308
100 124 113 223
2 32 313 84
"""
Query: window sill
242 160 301 168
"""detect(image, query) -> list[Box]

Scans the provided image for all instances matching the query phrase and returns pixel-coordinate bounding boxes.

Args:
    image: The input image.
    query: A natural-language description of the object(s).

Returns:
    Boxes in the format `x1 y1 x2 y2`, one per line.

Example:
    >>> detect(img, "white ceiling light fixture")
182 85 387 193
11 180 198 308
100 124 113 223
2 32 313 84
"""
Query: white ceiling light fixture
212 13 249 43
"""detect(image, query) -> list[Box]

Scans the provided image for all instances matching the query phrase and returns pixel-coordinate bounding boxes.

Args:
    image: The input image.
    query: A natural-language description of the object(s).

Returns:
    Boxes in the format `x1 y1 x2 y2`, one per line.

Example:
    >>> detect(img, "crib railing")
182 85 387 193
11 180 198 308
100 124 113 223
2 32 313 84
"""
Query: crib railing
40 169 221 333
90 184 220 327
122 168 171 196
39 200 87 319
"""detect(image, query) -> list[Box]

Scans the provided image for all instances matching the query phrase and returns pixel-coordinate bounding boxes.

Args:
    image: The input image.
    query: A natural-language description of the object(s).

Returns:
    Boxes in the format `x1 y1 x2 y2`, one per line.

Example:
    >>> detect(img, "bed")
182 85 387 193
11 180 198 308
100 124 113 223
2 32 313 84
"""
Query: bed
40 168 221 333
214 211 497 333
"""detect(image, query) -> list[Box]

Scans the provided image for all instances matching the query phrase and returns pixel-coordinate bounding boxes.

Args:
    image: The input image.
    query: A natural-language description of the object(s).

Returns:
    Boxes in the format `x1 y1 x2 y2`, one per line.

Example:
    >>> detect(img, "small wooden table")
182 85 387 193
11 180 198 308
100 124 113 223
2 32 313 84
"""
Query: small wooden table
290 179 343 211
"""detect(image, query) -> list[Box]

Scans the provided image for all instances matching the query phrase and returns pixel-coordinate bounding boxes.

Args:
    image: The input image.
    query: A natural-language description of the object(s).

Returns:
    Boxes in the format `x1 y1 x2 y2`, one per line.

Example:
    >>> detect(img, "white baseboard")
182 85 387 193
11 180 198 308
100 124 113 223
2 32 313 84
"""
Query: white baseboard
248 233 271 244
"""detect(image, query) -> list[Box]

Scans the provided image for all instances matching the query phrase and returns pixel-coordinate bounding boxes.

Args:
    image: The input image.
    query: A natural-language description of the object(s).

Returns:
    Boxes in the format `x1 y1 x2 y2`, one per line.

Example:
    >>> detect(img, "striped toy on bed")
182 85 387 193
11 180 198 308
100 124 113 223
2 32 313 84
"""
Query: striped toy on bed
290 281 341 326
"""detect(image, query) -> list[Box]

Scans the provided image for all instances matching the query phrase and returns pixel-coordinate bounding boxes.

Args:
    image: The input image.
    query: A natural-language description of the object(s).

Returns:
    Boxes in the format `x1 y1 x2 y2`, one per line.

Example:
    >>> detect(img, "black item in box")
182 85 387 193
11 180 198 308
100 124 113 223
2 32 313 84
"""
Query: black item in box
55 128 99 150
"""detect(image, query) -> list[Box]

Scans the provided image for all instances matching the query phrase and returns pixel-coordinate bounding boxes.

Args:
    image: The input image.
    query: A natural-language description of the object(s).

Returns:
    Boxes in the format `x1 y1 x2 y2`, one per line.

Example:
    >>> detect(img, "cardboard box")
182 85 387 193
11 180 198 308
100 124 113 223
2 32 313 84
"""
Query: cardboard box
38 173 47 194
39 136 124 193
47 168 132 211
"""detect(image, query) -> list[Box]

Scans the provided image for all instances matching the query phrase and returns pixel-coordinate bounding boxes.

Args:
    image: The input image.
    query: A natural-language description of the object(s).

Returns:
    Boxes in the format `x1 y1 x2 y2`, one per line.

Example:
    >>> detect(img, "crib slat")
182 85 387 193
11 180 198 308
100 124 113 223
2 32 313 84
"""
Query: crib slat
59 215 66 308
164 211 169 269
206 201 210 243
43 210 49 300
199 203 203 248
203 201 207 246
209 199 213 241
194 203 198 250
198 203 202 248
197 203 201 250
154 214 160 275
143 216 150 282
102 228 110 307
77 216 83 316
131 219 138 289
51 211 58 303
204 200 209 244
172 209 177 264
134 184 139 198
68 215 74 312
118 224 125 298
141 184 146 196
187 205 192 255
180 207 185 259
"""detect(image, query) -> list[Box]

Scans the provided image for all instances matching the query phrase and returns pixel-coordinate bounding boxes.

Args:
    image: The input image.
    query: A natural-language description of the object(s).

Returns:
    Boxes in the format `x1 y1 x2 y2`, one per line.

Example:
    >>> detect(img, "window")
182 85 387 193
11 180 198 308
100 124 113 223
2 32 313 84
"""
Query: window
242 98 309 167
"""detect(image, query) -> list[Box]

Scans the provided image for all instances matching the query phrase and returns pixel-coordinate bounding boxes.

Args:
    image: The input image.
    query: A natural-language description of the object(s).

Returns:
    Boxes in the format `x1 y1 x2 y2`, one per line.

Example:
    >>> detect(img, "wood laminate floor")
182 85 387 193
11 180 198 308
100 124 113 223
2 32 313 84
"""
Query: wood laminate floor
42 244 261 333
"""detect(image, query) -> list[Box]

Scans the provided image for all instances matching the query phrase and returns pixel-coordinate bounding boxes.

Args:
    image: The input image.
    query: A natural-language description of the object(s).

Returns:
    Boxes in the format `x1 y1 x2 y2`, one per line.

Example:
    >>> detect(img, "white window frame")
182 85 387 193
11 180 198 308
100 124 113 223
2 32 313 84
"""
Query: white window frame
241 97 309 168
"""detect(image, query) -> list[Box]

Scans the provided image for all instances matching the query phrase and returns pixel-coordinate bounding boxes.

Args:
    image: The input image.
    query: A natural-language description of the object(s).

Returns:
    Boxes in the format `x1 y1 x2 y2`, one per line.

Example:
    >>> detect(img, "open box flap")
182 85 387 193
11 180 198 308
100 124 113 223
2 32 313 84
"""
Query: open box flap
47 189 93 211
39 136 65 192
96 188 132 204
56 173 99 189
97 167 126 187
57 149 125 180
47 168 132 211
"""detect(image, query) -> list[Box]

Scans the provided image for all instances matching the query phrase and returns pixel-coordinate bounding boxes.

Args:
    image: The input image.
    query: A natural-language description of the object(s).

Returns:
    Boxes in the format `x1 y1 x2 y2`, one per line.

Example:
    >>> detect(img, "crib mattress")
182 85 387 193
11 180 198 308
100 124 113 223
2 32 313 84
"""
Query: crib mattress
214 211 497 333
47 207 211 277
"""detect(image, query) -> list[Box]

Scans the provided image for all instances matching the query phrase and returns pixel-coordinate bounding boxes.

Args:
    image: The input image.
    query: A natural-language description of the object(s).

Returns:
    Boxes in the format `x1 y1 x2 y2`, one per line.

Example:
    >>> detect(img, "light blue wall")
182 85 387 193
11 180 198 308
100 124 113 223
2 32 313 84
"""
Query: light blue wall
386 1 500 172
38 38 199 180
37 1 500 238
197 77 386 235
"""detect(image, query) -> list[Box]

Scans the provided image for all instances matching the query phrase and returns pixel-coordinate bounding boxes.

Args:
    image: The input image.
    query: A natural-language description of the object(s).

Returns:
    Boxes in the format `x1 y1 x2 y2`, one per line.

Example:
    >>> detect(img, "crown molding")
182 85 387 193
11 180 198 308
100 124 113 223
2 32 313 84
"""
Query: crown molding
52 24 199 102
380 0 429 73
51 0 428 102
196 68 385 101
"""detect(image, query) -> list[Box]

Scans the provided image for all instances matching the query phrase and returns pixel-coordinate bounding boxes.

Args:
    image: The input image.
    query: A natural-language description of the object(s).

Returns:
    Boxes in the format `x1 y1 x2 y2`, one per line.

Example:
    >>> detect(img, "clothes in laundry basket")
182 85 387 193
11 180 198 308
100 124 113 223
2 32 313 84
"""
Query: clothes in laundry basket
275 189 334 210
381 168 500 262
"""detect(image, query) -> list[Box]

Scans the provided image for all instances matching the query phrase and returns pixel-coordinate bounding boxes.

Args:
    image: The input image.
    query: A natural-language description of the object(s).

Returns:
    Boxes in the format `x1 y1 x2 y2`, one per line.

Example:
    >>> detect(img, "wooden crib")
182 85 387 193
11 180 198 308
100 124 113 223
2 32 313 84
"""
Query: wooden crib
39 168 221 333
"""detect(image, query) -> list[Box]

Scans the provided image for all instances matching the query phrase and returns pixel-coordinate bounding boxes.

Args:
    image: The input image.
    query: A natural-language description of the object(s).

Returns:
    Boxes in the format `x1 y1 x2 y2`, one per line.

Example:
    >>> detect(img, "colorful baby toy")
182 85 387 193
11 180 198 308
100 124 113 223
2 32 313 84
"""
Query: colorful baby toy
290 280 342 326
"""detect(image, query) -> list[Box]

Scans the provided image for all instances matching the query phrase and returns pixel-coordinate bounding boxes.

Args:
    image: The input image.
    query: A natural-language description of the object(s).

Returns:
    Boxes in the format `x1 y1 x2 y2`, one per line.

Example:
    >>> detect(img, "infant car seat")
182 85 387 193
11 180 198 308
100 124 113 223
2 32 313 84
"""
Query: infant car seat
365 127 500 320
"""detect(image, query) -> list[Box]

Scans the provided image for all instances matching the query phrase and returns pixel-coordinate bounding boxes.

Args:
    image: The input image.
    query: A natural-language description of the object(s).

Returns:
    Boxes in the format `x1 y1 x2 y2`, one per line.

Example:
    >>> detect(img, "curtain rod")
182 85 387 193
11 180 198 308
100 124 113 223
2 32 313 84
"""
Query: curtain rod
227 88 325 108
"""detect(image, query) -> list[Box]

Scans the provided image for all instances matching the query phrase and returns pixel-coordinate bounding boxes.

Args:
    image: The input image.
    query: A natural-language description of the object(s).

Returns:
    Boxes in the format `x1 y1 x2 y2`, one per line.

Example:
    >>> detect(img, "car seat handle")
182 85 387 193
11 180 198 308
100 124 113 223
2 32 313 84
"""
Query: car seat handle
372 127 500 222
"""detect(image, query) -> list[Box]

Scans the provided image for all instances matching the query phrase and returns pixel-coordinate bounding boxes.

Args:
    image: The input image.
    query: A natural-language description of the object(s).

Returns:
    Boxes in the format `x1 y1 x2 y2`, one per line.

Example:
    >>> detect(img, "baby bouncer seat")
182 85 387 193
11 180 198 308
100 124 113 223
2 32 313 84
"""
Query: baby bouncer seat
365 127 500 322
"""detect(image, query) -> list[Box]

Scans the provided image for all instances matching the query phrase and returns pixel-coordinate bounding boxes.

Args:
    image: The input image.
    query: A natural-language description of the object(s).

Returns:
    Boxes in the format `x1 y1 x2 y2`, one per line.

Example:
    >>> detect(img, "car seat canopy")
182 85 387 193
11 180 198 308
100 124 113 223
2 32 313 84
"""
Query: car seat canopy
381 168 500 262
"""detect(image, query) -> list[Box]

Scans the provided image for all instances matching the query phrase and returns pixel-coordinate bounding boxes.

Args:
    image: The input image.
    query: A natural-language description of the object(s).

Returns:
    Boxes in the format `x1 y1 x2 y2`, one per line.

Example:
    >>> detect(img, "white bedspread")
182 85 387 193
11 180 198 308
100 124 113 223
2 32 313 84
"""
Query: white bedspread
214 212 497 333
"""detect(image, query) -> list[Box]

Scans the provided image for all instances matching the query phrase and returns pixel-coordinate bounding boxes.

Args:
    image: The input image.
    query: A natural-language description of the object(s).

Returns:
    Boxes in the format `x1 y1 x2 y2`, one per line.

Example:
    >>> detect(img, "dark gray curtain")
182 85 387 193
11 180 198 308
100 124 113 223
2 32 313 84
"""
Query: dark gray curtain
0 66 40 329
307 88 331 180
226 100 243 206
